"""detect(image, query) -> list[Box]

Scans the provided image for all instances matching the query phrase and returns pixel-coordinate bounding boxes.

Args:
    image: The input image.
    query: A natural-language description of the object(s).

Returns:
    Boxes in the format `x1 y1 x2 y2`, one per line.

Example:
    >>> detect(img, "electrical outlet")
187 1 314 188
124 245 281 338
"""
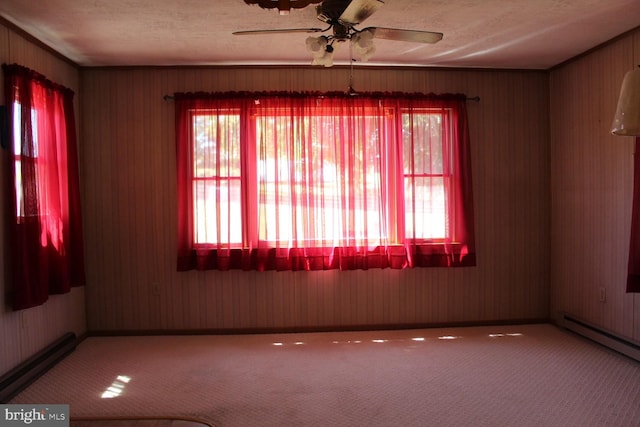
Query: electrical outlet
599 287 606 303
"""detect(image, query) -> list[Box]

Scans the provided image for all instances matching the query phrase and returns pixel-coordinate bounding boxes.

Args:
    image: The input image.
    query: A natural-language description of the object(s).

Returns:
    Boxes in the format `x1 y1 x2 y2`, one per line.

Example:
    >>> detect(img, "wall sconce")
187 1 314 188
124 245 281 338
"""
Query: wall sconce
611 66 640 136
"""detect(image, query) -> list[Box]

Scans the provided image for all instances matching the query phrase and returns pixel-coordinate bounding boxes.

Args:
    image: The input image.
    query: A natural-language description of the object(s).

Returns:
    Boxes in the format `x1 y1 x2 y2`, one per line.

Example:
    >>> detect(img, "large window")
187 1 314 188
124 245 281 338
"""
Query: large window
176 92 475 271
3 63 86 310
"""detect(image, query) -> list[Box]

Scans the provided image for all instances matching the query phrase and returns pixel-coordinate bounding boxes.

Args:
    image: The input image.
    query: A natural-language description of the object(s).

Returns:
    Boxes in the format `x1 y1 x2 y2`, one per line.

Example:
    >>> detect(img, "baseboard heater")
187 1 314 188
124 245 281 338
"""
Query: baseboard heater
558 313 640 363
0 332 77 403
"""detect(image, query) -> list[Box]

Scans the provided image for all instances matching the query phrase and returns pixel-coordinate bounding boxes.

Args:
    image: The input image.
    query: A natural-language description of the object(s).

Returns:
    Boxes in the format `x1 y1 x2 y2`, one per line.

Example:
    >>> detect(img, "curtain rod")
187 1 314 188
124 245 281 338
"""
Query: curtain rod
163 94 480 102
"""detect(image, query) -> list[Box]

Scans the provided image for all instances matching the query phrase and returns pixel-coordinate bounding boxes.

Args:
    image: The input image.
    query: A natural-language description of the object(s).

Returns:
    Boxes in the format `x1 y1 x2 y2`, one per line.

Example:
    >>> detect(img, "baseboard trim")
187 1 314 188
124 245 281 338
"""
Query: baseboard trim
0 332 77 403
557 313 640 362
88 318 550 337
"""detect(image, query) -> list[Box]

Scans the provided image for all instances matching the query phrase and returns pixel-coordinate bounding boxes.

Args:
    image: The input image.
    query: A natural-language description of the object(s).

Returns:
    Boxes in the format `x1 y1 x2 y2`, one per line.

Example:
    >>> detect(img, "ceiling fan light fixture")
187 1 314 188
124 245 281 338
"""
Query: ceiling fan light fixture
307 36 335 66
354 44 376 62
311 46 335 67
312 50 334 67
352 29 376 62
353 29 374 48
306 35 327 55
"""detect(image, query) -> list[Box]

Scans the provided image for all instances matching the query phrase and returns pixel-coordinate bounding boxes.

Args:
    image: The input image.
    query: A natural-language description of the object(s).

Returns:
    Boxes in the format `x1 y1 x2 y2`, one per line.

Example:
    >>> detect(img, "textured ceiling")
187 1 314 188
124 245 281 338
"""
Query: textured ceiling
1 0 639 69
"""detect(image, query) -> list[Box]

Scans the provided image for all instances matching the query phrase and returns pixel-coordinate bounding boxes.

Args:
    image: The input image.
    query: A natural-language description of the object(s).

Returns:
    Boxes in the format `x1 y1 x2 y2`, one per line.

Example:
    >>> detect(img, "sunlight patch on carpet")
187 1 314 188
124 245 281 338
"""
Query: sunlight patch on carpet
101 375 131 398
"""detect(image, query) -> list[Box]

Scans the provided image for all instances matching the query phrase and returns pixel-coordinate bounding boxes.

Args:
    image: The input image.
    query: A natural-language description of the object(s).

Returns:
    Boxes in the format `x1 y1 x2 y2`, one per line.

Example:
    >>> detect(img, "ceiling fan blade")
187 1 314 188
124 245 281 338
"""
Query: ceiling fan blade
365 27 443 44
233 28 326 35
339 0 384 25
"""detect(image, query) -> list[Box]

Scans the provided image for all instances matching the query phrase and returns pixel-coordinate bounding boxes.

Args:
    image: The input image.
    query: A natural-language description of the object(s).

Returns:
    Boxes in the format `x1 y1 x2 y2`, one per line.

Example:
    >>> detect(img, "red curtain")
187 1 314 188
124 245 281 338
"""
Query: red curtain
175 91 475 271
3 63 86 310
627 137 640 292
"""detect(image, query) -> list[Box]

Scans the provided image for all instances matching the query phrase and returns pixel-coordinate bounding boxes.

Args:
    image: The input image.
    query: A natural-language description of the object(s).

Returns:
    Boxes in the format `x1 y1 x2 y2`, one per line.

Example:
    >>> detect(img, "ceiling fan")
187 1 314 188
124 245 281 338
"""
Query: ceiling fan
233 0 443 67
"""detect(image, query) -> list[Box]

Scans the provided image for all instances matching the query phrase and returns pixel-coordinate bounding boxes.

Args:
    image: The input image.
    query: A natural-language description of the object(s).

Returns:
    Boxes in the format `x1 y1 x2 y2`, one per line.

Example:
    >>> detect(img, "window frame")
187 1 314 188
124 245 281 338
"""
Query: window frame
190 109 243 247
189 103 457 248
401 107 454 243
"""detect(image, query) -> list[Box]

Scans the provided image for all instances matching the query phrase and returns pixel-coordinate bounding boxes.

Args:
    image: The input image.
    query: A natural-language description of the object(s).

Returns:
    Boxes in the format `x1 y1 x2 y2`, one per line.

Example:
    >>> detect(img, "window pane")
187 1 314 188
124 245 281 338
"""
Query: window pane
193 114 240 178
256 112 385 247
15 159 24 218
194 178 242 245
405 177 446 239
403 113 443 175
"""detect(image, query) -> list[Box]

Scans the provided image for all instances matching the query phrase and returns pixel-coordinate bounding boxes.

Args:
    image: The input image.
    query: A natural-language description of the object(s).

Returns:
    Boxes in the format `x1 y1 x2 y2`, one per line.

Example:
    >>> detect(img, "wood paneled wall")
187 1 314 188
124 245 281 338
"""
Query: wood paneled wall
80 66 550 331
0 22 86 377
550 28 640 343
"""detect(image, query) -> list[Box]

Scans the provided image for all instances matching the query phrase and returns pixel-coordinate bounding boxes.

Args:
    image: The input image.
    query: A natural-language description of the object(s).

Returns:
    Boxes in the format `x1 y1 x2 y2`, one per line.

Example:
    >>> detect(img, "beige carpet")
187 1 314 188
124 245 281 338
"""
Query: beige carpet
9 324 640 426
71 416 213 426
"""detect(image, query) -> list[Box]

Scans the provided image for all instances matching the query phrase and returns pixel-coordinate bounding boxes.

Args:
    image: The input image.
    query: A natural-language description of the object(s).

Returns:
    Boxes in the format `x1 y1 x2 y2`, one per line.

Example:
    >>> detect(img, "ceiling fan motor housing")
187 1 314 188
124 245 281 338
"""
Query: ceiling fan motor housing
316 0 352 24
332 23 350 40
